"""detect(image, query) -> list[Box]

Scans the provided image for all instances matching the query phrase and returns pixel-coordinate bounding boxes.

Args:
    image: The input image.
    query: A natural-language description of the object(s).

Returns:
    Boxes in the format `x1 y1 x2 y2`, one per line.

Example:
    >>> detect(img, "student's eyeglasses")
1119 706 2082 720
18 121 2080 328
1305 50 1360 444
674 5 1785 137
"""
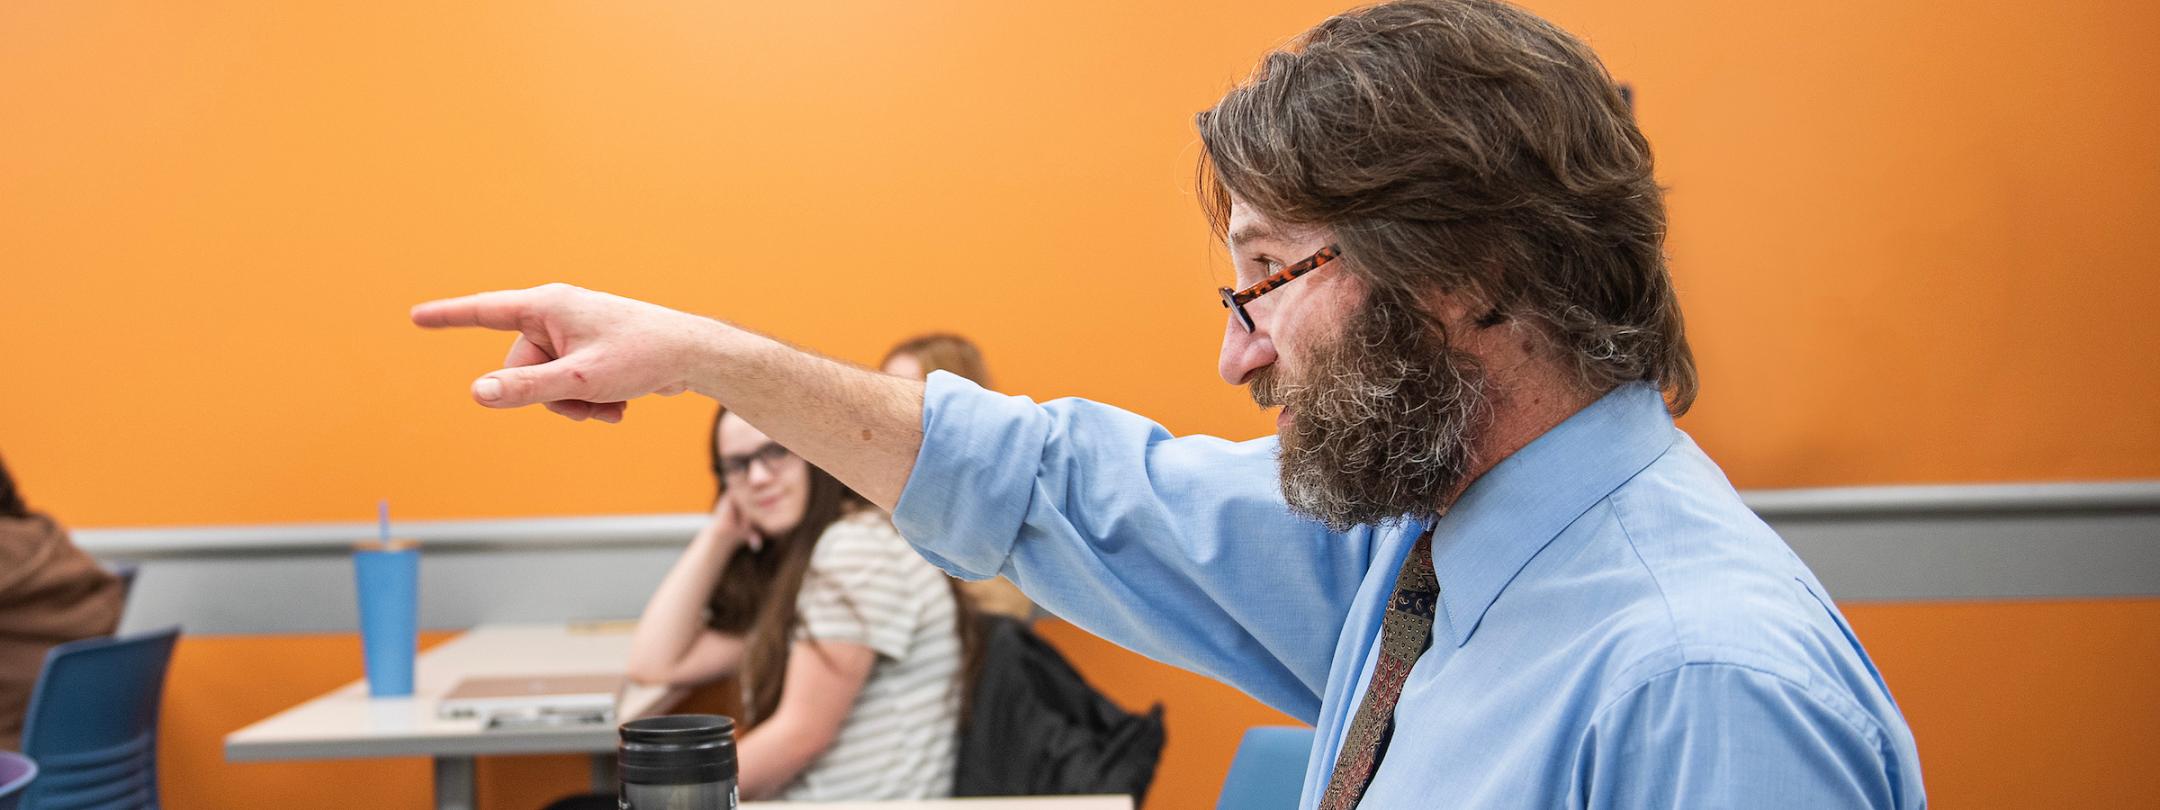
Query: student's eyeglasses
1219 244 1342 333
716 442 795 481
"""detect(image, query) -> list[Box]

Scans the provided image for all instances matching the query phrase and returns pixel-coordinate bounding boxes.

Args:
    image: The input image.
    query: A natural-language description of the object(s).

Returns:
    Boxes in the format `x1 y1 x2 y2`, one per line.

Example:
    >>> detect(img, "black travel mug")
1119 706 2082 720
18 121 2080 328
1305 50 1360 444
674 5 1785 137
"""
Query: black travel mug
617 714 739 810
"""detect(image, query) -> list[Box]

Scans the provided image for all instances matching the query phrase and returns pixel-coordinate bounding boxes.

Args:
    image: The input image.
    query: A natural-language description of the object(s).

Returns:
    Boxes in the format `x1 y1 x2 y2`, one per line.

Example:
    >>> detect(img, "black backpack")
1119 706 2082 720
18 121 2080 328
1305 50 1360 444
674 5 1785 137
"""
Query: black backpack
953 615 1165 802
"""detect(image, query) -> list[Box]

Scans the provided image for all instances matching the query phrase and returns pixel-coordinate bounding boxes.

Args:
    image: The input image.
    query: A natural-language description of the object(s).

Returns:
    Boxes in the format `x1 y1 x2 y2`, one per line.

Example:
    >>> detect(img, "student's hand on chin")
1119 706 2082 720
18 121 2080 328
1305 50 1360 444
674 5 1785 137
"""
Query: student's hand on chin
709 497 762 554
409 283 720 423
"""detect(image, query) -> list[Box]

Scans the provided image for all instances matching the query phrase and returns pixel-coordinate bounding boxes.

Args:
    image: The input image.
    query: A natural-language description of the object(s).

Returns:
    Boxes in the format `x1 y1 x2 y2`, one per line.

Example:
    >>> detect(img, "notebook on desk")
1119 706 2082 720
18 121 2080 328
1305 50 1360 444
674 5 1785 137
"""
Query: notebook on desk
437 673 622 728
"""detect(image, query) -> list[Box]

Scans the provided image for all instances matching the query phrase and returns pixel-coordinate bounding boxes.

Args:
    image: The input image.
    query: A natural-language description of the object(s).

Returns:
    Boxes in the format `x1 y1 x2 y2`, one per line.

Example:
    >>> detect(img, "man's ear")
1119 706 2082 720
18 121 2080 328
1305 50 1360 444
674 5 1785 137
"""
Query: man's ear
1414 286 1484 332
1412 275 1512 336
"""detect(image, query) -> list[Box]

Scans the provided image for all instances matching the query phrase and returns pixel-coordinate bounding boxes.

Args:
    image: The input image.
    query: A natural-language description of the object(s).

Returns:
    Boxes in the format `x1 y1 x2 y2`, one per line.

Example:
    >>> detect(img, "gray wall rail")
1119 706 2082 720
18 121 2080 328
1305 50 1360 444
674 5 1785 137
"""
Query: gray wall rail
74 481 2160 636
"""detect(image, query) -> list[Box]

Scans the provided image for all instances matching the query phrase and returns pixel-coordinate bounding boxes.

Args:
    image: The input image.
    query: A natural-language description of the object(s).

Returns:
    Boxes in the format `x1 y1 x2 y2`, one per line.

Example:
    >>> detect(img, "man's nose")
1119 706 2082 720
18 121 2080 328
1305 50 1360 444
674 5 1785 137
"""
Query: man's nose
1219 316 1278 385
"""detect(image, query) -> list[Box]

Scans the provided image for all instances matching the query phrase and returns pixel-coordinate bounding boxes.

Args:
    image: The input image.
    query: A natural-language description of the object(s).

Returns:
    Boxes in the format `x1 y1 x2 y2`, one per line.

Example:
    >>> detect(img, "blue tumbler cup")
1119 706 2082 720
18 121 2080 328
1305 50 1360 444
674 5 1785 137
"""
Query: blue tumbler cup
353 539 419 697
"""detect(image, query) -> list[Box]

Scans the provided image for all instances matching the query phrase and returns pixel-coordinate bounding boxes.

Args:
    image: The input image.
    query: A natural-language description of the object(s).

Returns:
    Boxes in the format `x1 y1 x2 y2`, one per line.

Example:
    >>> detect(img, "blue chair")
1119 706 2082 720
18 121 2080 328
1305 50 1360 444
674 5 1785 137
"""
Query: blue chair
18 627 181 810
1216 725 1314 810
0 751 36 810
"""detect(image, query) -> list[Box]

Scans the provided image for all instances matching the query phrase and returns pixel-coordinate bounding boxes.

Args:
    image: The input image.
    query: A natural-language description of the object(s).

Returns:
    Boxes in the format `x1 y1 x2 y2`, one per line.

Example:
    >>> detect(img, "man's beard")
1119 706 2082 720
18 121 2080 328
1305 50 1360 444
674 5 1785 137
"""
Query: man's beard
1249 293 1492 532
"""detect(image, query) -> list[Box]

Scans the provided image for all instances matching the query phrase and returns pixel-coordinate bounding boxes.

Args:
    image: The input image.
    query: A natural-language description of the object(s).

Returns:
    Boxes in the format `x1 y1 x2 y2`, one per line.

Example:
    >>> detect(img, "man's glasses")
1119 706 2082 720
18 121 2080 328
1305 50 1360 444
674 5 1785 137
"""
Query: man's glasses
1219 244 1342 333
716 442 795 481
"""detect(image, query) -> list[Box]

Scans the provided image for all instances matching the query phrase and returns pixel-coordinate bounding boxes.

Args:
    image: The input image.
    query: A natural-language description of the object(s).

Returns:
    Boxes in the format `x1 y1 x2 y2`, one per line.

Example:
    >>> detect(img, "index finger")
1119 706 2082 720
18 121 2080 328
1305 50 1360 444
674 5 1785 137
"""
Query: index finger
410 288 537 331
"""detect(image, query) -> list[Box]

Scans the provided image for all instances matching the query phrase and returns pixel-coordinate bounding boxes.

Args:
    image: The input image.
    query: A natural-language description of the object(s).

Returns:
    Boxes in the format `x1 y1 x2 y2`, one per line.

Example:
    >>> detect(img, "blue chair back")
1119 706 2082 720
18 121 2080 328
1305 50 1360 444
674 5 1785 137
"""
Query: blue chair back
1215 725 1314 810
0 751 36 810
18 627 180 810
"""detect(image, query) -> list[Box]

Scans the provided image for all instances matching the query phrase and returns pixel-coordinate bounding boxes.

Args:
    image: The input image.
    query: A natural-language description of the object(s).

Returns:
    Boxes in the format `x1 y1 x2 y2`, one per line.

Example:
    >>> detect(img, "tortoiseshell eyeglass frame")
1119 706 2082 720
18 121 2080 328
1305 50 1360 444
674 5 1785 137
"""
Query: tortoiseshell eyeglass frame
1219 244 1342 333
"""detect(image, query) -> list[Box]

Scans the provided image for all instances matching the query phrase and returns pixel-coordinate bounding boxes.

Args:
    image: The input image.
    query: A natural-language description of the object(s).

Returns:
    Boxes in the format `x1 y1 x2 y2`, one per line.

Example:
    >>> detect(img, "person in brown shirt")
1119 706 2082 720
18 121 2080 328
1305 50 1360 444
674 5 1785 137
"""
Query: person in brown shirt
0 454 124 750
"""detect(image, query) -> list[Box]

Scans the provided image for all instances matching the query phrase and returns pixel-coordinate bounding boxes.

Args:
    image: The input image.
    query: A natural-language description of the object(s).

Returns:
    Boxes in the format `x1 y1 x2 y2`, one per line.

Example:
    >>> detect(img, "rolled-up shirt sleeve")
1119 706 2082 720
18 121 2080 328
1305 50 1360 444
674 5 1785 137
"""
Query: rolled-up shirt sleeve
893 371 1376 719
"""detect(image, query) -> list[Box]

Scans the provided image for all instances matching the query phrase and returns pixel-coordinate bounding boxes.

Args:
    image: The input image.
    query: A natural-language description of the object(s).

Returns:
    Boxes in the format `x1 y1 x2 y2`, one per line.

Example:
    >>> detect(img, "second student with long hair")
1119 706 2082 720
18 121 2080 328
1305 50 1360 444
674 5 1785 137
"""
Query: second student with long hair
624 405 968 800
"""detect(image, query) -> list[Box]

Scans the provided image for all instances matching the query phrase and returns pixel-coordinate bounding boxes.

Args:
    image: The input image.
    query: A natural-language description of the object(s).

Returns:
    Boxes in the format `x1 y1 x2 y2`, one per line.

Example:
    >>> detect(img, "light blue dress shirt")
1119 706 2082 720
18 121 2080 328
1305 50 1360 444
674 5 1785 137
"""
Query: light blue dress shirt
894 373 1925 808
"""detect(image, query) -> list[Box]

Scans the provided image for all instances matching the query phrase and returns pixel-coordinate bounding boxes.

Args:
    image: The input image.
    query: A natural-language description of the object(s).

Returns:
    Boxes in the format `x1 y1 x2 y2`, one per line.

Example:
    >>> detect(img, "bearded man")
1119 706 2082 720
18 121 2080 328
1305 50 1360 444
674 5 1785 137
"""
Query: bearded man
414 1 1923 806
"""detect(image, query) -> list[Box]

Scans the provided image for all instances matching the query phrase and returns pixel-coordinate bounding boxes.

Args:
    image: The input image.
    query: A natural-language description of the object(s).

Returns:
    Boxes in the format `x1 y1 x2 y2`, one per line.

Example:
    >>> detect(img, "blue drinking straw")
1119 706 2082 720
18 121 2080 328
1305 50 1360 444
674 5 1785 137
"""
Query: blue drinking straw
377 500 391 545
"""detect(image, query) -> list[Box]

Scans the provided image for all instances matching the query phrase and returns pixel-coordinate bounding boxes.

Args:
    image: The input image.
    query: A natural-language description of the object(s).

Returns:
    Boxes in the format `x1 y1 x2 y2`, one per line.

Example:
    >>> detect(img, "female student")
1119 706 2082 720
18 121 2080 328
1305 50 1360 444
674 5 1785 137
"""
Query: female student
624 406 969 801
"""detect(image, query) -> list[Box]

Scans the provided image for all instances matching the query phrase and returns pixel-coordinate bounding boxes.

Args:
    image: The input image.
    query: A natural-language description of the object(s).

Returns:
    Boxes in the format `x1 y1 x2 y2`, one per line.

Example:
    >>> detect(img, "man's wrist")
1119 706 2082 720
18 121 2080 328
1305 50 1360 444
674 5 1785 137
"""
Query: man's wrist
681 315 751 400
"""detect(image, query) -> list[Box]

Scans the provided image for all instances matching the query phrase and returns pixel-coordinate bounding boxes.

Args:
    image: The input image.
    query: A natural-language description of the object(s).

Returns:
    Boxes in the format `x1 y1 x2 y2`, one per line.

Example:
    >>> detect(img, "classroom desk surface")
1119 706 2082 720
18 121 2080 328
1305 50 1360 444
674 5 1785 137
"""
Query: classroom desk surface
225 623 684 810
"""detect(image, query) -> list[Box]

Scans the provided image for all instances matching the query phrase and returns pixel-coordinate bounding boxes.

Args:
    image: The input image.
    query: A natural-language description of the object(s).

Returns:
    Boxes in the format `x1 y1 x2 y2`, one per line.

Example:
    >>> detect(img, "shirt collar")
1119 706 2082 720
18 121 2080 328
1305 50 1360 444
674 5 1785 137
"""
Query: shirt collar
1427 383 1677 647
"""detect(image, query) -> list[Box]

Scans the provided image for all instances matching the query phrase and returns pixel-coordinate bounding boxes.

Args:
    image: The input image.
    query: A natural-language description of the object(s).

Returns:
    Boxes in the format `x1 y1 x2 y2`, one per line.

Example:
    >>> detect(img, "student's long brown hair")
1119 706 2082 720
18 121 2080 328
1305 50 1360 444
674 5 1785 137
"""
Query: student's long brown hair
702 406 980 728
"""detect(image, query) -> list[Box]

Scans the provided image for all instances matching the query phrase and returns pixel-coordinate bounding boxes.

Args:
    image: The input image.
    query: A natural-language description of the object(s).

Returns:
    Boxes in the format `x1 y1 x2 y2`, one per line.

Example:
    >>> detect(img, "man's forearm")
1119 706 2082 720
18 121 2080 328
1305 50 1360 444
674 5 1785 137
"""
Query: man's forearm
685 321 924 511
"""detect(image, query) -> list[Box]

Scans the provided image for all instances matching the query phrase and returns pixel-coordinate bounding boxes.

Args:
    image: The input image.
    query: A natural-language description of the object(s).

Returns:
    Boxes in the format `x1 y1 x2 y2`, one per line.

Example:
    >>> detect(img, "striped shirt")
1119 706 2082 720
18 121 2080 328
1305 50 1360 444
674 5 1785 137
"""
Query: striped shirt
775 511 963 801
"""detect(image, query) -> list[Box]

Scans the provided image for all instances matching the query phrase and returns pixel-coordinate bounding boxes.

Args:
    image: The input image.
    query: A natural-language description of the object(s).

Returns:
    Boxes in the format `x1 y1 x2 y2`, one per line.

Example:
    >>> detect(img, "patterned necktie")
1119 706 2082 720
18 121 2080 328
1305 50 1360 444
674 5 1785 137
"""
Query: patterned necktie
1319 528 1439 810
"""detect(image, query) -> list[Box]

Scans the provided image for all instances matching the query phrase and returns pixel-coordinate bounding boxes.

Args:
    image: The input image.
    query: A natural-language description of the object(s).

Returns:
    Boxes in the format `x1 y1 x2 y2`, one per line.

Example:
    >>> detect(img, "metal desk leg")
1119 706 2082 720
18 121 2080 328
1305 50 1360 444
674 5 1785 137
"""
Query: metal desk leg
435 755 477 810
591 752 618 795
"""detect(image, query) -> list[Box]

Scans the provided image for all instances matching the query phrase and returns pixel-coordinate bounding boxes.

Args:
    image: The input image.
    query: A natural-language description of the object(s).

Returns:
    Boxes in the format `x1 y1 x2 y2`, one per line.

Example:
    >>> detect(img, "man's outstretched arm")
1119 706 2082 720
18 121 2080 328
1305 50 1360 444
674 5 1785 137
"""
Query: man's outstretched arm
415 283 1370 715
410 283 923 510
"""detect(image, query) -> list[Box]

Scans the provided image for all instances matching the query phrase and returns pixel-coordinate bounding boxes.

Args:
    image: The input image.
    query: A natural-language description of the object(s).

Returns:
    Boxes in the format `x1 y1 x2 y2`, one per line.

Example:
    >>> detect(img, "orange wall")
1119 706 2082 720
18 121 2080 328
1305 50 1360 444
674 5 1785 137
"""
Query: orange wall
1839 599 2160 808
4 0 2158 531
159 603 2160 809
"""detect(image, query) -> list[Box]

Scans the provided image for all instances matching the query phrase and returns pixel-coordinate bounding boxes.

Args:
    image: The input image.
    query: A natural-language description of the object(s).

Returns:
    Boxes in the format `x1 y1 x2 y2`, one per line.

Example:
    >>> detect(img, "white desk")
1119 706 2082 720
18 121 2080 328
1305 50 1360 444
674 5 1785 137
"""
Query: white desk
225 623 684 810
